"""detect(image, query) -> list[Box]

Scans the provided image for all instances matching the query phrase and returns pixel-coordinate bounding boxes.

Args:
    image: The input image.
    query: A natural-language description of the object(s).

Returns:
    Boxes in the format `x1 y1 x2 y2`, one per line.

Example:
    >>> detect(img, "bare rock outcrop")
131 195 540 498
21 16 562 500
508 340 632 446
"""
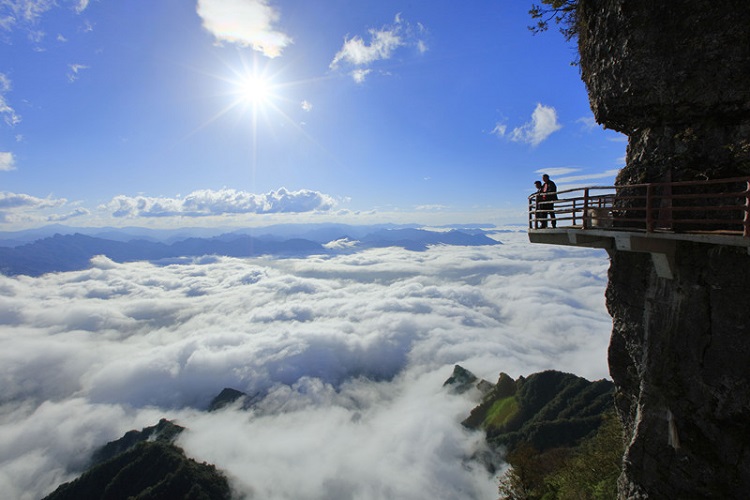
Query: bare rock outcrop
576 0 750 497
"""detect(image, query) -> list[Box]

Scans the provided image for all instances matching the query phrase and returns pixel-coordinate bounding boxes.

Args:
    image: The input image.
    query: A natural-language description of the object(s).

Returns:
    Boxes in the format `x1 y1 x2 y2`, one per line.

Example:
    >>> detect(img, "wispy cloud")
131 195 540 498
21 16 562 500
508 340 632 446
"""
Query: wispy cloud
0 0 56 28
196 0 292 58
533 167 620 187
0 231 612 499
534 167 580 177
66 63 89 82
509 103 562 146
576 116 598 131
47 206 90 221
0 0 89 35
103 187 338 218
330 14 427 83
490 123 507 138
74 0 90 14
0 73 21 126
556 169 620 184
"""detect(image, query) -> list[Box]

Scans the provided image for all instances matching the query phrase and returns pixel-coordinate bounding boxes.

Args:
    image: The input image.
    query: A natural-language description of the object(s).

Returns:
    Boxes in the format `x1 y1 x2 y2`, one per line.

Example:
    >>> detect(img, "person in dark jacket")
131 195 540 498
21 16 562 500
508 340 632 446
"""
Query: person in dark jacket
533 180 547 228
541 174 558 228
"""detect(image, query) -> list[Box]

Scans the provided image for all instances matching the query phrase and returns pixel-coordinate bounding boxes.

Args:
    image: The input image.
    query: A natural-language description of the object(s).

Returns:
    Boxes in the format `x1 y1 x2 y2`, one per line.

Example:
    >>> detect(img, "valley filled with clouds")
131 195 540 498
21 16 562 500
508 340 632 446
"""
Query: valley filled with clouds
0 231 612 499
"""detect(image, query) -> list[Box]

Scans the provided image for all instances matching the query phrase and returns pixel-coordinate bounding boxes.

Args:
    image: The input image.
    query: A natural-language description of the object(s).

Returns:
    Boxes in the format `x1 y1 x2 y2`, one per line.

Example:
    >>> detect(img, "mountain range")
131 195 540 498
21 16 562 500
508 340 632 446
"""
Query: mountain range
0 224 502 277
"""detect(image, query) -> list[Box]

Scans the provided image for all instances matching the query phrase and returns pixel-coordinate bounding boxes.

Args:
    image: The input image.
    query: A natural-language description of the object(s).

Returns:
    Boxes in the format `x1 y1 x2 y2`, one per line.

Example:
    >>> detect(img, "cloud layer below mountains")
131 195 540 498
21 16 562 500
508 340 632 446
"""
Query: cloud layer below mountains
0 231 612 499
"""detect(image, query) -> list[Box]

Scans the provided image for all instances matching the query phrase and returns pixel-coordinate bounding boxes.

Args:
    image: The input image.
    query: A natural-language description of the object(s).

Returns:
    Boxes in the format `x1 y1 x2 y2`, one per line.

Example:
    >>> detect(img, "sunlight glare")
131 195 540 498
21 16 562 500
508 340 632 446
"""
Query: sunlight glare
236 74 272 106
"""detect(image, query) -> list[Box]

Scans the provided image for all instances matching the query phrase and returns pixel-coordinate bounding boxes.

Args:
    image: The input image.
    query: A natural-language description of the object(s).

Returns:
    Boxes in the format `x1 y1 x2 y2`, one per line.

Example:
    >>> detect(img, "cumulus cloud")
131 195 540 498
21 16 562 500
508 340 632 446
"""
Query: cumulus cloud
510 103 562 146
0 231 612 499
330 14 427 83
0 73 21 127
0 191 67 223
196 0 292 58
0 151 15 171
103 187 337 218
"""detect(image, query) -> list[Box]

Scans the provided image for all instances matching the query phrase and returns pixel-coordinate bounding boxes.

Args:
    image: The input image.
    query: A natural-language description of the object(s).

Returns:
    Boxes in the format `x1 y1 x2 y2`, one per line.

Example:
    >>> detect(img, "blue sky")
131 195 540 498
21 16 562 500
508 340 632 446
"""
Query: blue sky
0 0 626 230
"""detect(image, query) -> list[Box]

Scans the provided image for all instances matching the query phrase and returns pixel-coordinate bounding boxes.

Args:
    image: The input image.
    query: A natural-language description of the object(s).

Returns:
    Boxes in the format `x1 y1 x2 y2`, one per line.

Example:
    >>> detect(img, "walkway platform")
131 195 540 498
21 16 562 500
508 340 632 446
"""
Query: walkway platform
527 177 750 279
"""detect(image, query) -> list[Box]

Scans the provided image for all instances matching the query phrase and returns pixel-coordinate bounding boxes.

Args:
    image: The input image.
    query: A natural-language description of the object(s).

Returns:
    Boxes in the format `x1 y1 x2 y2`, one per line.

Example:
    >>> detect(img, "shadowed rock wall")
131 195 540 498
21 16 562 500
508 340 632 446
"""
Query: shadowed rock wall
577 0 750 497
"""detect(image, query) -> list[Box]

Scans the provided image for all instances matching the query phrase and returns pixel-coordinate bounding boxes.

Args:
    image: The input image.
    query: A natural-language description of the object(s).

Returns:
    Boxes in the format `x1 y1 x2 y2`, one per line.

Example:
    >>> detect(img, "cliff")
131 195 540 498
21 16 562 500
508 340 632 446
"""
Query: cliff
577 1 750 497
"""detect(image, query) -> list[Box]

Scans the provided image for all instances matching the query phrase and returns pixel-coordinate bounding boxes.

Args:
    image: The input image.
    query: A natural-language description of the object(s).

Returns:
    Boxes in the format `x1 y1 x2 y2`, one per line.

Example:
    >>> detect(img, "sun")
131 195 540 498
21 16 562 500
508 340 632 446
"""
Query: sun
235 74 273 105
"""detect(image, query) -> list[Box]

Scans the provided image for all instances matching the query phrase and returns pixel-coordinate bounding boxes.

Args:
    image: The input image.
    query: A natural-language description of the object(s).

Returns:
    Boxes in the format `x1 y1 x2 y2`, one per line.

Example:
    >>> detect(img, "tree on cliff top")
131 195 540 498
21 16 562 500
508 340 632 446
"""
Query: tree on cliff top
529 0 578 40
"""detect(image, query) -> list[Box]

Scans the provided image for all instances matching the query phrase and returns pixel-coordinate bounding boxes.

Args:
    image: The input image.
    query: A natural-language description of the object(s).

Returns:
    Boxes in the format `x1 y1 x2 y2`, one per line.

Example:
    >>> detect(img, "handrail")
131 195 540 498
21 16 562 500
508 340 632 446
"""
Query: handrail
528 176 750 237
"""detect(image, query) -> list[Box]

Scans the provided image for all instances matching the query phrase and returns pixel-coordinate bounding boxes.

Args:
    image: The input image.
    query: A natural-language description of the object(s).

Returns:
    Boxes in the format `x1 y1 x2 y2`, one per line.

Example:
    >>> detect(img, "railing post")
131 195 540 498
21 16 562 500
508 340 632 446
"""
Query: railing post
582 188 589 230
745 180 750 238
529 196 534 229
572 199 577 226
646 184 654 233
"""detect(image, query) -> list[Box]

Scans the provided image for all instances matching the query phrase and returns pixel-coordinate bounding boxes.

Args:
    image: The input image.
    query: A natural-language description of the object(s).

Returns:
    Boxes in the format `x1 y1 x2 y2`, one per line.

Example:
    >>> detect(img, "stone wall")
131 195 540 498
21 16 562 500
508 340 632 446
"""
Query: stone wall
577 0 750 496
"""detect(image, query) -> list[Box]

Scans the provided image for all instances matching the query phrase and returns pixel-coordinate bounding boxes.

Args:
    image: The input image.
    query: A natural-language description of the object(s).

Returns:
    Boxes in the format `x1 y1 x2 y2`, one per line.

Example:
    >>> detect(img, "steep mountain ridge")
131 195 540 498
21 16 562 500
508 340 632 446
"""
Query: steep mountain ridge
450 366 615 453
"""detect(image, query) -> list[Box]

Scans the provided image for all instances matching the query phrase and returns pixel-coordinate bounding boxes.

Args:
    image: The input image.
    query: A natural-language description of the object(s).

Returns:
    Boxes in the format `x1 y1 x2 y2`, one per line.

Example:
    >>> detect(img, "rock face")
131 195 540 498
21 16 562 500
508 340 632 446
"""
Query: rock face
577 0 750 497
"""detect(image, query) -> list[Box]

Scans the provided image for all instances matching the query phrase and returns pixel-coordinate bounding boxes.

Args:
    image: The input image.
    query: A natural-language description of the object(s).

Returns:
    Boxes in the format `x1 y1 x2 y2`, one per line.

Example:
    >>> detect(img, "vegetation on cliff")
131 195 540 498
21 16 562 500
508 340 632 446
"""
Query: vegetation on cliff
446 365 620 500
498 411 623 499
42 420 230 500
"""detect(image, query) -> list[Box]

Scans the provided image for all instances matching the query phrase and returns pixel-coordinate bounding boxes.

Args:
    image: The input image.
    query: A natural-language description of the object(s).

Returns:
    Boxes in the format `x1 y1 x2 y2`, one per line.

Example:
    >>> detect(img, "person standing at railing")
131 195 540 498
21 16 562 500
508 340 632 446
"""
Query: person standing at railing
542 174 558 228
534 180 547 228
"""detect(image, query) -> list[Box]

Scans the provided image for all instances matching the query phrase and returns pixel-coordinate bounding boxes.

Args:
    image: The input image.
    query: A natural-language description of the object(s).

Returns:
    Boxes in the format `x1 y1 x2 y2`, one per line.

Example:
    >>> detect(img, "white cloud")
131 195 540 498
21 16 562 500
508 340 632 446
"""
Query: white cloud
0 0 88 36
330 27 403 69
576 115 598 131
46 207 90 221
66 63 88 83
415 204 448 211
534 167 580 177
196 0 292 58
510 103 562 146
556 169 620 184
301 100 313 112
0 191 69 223
0 0 56 27
74 0 89 14
0 231 612 498
491 123 507 138
351 68 371 84
0 73 21 127
330 14 427 83
103 187 337 218
0 191 63 210
0 151 15 171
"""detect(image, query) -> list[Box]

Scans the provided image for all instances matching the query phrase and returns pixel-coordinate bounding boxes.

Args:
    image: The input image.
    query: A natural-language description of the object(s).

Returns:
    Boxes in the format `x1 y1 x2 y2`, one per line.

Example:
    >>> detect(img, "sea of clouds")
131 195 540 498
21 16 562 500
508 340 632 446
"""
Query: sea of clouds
0 230 612 499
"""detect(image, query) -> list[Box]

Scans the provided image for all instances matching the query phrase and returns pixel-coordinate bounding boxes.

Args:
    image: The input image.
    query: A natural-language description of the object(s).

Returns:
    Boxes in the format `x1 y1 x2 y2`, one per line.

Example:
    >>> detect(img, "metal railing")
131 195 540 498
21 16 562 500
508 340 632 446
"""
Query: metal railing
528 176 750 237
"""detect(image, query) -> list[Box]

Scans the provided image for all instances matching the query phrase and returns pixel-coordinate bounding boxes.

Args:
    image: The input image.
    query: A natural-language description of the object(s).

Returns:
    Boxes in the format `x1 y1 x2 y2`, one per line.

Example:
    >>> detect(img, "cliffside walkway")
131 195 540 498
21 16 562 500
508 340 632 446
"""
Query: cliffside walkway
527 176 750 279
